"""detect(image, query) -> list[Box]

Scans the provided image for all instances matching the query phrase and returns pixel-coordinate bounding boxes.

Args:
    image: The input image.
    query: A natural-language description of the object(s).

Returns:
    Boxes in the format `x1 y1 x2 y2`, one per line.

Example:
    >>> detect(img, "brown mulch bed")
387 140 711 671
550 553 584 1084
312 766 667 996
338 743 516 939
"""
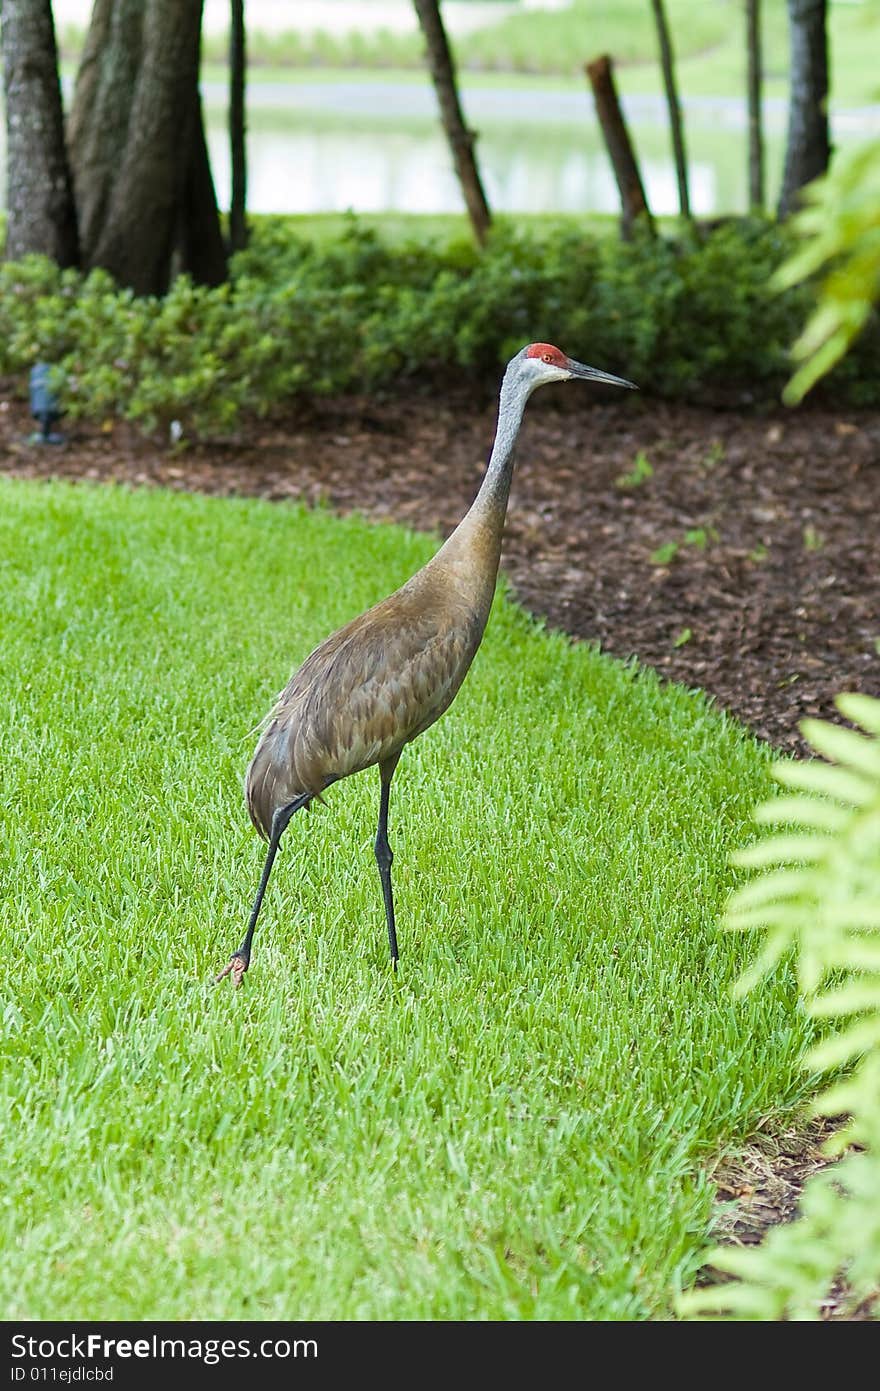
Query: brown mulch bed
705 1119 878 1321
3 384 878 755
3 381 879 1304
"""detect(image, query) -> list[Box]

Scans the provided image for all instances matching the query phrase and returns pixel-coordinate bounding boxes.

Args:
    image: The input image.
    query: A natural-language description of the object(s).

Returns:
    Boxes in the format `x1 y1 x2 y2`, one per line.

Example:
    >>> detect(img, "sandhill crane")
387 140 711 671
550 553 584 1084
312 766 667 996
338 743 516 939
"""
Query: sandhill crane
217 343 636 986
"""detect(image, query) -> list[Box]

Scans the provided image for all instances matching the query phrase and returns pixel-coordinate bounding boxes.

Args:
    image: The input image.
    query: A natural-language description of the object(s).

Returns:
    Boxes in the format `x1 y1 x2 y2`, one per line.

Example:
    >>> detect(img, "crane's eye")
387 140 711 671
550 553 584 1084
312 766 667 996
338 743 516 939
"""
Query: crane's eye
542 353 553 363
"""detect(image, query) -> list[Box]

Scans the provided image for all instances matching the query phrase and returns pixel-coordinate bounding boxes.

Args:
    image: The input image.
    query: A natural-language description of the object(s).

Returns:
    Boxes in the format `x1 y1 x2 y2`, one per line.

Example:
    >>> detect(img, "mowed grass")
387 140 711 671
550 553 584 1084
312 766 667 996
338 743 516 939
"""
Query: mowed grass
0 478 812 1320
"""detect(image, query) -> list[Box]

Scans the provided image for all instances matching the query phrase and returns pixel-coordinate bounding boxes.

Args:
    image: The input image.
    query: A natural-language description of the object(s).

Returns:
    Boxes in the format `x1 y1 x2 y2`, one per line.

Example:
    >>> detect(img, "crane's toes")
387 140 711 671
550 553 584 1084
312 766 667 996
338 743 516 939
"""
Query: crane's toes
215 952 249 988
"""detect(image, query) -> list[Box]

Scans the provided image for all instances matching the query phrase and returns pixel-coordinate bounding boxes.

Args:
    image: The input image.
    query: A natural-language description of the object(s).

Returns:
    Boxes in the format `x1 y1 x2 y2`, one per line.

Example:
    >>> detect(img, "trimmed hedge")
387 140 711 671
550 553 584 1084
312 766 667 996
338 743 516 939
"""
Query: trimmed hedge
1 216 877 438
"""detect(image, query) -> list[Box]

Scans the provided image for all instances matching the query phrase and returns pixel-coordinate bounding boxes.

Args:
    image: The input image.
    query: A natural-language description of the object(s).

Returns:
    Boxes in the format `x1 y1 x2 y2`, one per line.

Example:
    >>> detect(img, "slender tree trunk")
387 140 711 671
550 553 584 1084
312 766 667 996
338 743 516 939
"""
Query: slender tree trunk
586 56 653 239
778 0 830 218
228 0 248 251
649 0 690 220
412 0 491 245
746 0 765 209
1 0 78 264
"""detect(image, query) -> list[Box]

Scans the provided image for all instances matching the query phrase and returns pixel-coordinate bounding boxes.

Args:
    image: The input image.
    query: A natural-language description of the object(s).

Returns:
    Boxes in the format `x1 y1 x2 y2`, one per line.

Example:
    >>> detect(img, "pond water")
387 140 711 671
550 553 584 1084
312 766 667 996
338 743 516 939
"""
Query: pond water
202 109 728 218
1 77 877 219
198 80 877 218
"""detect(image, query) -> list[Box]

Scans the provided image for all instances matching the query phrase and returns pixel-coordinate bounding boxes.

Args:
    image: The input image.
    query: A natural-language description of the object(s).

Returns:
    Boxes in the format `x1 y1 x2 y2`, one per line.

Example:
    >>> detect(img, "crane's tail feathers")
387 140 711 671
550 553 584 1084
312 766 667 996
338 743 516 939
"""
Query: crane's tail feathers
243 685 290 742
243 708 277 742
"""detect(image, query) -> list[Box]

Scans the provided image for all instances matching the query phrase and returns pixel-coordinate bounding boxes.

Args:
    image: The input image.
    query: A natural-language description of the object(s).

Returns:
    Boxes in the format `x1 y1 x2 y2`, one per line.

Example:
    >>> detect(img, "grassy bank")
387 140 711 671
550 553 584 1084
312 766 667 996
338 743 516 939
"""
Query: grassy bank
56 0 880 103
0 478 814 1318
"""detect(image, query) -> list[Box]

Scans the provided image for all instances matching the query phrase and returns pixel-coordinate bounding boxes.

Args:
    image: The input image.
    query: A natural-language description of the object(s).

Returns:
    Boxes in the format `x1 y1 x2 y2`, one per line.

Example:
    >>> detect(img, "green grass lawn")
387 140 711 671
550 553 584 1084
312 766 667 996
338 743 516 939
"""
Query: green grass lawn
0 477 814 1319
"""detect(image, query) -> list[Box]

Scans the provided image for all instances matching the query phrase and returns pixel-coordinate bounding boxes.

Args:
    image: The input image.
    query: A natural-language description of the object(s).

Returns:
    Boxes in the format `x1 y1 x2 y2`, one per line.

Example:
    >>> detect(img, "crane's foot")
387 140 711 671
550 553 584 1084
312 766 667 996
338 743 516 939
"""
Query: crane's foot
215 951 249 988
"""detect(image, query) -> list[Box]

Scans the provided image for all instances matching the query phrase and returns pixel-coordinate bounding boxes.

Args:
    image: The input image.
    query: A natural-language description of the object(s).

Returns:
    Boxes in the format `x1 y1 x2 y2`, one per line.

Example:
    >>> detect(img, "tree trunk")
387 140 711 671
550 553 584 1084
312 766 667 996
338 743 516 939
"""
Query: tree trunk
1 0 78 264
66 0 144 255
176 87 229 286
585 56 653 240
68 0 226 294
649 0 690 220
228 0 248 252
746 0 765 209
412 0 491 245
778 0 830 218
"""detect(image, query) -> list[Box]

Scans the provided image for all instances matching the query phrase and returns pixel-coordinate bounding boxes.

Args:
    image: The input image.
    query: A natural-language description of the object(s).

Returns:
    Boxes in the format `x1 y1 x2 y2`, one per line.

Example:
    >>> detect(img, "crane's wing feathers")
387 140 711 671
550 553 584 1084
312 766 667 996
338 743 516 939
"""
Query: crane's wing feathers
245 582 486 837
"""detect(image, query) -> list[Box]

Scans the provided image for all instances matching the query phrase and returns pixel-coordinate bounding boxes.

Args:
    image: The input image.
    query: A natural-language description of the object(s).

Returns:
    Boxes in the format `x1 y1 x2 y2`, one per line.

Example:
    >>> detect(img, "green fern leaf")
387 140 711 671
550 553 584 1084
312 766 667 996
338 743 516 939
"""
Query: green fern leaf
773 760 877 806
753 796 848 831
836 693 880 737
727 866 814 911
805 1016 880 1071
798 719 880 778
732 834 830 868
809 982 880 1019
685 693 880 1320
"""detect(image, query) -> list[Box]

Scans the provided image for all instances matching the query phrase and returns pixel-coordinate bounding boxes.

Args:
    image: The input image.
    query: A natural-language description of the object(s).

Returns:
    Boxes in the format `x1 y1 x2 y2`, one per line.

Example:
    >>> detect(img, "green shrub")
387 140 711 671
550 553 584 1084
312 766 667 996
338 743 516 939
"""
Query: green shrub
1 216 877 438
681 695 880 1320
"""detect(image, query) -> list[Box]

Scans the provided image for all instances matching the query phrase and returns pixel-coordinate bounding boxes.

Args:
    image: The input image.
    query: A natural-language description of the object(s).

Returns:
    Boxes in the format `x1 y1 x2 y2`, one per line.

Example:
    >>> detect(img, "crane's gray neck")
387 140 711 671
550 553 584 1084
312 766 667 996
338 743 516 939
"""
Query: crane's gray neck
430 360 531 585
472 366 530 522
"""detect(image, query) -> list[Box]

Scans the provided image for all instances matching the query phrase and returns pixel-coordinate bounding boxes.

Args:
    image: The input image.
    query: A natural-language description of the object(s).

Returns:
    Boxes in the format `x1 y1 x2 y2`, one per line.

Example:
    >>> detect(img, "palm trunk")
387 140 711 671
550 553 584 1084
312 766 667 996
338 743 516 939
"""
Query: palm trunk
746 0 765 209
649 0 691 220
412 0 491 246
228 0 248 252
778 0 830 218
586 55 653 239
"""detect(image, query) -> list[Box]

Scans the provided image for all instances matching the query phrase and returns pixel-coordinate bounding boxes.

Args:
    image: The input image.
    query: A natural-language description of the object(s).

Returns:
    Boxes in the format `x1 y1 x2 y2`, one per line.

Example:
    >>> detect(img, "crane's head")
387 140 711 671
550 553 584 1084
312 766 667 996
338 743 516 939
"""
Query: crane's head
514 342 637 395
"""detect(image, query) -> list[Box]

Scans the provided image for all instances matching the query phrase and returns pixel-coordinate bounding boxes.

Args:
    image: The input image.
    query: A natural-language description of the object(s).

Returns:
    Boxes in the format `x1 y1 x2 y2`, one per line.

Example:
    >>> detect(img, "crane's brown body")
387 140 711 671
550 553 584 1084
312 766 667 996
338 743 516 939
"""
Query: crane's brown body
246 505 500 838
217 343 635 987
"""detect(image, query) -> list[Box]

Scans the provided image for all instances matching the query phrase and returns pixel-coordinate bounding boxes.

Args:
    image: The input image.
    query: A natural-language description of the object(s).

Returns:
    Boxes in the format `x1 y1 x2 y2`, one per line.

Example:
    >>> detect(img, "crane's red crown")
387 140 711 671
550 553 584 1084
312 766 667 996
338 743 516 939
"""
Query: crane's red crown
526 343 568 367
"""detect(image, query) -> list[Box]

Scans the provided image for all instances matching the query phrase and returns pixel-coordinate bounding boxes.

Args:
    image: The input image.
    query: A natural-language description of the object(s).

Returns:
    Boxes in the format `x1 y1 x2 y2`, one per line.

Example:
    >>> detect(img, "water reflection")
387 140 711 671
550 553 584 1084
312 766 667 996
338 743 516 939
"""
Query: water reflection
0 81 852 219
204 119 746 217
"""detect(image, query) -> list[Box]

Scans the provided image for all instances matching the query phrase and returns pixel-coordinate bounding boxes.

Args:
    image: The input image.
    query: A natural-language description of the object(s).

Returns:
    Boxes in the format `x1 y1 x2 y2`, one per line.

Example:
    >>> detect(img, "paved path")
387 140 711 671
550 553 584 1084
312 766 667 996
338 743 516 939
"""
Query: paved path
199 77 880 136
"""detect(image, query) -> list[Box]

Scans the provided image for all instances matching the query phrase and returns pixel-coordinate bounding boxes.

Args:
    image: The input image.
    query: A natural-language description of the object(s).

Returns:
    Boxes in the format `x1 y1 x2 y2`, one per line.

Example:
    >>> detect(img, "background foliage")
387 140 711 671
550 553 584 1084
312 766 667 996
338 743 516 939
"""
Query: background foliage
2 215 879 439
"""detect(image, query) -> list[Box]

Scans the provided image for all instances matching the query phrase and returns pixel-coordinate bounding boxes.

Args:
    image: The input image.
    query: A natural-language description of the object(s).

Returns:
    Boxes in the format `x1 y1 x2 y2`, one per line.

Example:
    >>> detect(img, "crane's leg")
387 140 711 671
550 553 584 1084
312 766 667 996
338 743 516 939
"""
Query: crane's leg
375 754 401 970
216 792 311 987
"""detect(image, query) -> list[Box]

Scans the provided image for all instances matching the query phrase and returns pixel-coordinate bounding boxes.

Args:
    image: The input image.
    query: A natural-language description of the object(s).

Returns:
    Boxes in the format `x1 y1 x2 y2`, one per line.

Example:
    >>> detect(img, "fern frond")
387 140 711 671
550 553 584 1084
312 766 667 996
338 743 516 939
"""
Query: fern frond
799 720 880 778
726 866 814 910
809 982 880 1020
732 929 796 997
836 692 880 737
805 1016 880 1072
683 695 880 1320
753 795 848 831
732 834 830 868
773 759 877 807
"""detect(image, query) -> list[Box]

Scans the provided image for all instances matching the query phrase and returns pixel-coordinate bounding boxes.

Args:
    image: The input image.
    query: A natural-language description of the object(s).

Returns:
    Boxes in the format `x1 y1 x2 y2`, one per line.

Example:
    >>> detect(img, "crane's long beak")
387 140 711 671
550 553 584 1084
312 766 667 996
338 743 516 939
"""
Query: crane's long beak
566 359 638 390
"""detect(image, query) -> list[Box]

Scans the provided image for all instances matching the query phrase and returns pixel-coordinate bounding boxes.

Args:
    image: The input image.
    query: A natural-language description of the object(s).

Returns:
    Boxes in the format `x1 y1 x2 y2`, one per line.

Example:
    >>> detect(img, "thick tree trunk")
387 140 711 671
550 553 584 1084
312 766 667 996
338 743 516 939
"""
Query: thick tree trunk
1 0 78 264
177 88 229 285
68 0 226 294
228 0 248 252
649 0 690 220
66 0 144 254
586 56 653 239
412 0 491 245
778 0 830 218
746 0 765 209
